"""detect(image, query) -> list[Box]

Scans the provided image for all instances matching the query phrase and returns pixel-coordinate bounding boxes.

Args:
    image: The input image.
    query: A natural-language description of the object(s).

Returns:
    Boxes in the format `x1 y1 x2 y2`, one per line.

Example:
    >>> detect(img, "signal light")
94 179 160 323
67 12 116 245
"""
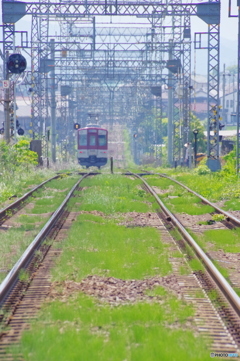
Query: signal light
74 123 80 130
7 54 27 74
17 128 24 136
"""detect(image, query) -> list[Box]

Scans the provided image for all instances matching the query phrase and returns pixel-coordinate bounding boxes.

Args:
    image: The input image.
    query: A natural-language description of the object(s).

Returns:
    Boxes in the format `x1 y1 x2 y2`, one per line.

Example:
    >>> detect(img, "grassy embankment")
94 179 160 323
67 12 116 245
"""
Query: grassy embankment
0 138 81 205
11 174 211 361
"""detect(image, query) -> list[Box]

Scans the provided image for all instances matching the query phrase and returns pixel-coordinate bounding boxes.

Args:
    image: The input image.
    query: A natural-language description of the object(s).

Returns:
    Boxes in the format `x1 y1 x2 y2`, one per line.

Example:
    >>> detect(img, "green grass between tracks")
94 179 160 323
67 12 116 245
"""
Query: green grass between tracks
11 174 211 361
144 176 215 215
145 175 240 289
69 174 159 214
195 228 240 254
13 292 210 361
51 213 171 281
186 226 240 292
0 227 46 283
26 176 79 214
164 172 240 205
0 175 79 283
223 198 240 211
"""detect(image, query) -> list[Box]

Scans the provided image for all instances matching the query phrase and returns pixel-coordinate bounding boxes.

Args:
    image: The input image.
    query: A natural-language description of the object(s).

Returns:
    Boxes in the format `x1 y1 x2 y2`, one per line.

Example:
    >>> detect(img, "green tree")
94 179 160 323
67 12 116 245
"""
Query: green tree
188 114 206 153
226 65 237 74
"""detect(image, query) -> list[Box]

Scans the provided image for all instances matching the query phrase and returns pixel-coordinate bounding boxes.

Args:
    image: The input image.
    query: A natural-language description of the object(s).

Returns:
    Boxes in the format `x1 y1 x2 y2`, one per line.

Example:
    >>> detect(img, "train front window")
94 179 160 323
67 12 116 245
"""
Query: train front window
98 130 107 146
79 131 87 146
98 134 106 146
89 135 96 146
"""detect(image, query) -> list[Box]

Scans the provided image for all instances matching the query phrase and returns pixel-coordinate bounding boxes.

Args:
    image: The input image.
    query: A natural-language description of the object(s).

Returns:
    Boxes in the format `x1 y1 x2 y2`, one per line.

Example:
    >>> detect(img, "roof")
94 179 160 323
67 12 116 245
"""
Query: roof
191 103 208 113
191 74 207 84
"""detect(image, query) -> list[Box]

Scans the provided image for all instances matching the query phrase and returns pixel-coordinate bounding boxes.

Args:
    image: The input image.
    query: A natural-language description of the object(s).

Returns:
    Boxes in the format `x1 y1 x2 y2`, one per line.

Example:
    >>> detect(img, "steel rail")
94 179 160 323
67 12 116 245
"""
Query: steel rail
130 172 240 316
0 175 59 221
0 173 89 306
144 171 240 227
158 173 240 226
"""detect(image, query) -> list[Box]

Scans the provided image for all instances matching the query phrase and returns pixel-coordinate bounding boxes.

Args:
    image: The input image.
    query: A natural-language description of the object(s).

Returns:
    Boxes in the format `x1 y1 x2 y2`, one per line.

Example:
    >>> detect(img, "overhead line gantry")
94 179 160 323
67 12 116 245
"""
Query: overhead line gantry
2 0 221 171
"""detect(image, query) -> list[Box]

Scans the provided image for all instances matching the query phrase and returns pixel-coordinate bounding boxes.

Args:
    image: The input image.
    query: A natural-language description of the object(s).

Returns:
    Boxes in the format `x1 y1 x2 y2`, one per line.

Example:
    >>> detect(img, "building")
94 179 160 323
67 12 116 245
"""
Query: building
219 89 237 125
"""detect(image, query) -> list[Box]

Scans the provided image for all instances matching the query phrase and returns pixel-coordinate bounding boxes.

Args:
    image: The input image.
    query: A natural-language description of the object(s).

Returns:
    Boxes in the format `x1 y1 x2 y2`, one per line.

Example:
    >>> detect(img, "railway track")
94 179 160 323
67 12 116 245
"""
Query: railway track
142 171 240 227
0 172 87 226
130 172 240 354
0 172 90 284
0 175 59 226
140 172 240 295
0 172 239 360
0 172 93 360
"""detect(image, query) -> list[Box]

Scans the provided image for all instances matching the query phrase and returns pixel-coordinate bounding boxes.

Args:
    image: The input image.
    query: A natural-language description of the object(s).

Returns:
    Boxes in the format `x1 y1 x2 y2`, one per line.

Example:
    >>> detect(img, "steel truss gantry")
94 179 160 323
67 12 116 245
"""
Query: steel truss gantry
2 0 221 170
2 22 15 142
194 0 221 170
237 1 240 173
171 0 184 166
13 1 200 17
31 2 190 163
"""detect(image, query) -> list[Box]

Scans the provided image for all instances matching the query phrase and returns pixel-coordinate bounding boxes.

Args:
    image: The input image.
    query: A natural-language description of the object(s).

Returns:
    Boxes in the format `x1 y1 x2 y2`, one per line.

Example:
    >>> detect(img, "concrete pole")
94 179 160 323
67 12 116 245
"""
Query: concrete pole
189 144 192 169
237 0 240 173
13 34 17 143
4 77 10 143
50 39 56 163
167 40 173 166
233 72 235 117
222 64 226 125
13 82 17 142
4 51 10 143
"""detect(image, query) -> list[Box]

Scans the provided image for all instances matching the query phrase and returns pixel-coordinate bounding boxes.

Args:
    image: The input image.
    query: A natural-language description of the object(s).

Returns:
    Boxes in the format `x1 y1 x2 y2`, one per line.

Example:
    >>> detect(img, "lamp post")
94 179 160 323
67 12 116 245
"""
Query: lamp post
193 129 199 167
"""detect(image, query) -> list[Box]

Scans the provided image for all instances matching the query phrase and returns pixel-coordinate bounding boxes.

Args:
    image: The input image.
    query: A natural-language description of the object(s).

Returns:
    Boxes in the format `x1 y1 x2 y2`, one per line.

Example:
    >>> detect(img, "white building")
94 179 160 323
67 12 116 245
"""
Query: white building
219 90 237 125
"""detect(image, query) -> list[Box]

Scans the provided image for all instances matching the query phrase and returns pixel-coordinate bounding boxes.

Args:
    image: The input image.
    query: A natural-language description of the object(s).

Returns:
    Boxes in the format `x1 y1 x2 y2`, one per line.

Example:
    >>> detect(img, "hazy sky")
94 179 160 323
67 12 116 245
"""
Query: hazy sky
191 0 238 41
191 0 238 73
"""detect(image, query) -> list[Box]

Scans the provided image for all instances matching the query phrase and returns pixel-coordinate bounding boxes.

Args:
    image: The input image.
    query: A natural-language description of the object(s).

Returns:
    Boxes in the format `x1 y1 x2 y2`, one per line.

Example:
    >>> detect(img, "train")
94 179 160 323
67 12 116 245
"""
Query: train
77 124 108 168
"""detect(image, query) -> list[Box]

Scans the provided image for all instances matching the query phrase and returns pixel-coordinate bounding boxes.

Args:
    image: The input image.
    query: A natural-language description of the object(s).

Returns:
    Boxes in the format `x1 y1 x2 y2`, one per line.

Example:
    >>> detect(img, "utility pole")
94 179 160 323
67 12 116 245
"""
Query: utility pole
237 0 240 173
50 39 56 163
222 64 226 125
13 34 17 143
233 72 235 117
3 83 10 144
167 40 173 166
4 51 10 143
222 64 231 124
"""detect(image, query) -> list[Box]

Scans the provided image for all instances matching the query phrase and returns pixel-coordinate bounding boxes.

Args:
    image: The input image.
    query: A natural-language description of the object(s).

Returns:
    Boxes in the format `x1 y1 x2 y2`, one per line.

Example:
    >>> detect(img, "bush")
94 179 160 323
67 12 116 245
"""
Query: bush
193 165 211 175
221 149 236 176
0 139 38 170
13 140 38 167
0 139 39 203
